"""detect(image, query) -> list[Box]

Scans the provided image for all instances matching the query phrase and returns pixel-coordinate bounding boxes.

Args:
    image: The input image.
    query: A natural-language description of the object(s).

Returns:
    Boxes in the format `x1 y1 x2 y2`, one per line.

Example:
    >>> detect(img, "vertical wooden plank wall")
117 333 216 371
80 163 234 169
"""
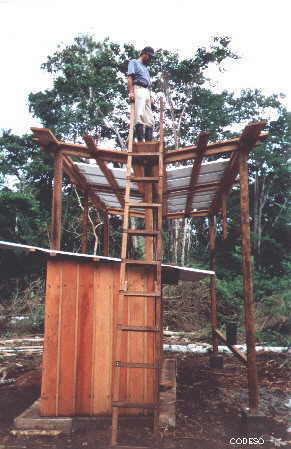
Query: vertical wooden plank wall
41 261 61 415
40 259 156 417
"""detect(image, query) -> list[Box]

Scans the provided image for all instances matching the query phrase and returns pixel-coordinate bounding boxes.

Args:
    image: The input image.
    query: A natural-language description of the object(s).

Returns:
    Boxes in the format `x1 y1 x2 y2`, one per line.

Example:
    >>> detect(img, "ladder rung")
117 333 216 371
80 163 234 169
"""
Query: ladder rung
128 176 160 182
113 362 158 369
121 291 161 297
126 229 159 236
128 152 160 157
112 401 157 409
118 325 160 332
127 202 161 208
123 259 158 265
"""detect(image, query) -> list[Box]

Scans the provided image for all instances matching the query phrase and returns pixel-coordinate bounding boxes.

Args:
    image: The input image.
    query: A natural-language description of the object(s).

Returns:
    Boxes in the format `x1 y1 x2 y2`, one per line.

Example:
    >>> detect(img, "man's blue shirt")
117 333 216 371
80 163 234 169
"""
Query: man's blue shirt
127 59 151 87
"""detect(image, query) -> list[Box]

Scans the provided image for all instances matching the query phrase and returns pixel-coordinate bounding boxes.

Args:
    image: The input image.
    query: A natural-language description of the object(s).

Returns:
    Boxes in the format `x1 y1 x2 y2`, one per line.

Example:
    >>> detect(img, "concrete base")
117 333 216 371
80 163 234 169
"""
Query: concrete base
14 358 177 433
209 354 224 369
14 400 150 434
241 408 267 434
159 358 177 428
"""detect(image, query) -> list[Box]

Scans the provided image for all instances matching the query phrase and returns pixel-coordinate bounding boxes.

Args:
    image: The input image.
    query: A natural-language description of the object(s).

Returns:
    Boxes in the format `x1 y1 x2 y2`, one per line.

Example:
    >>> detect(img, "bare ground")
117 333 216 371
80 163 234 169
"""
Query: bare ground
0 348 290 449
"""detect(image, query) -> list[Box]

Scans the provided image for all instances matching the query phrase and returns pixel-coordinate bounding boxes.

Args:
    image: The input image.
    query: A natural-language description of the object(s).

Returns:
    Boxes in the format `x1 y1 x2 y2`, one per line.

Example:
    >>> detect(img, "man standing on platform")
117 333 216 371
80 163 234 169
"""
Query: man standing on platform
127 47 155 142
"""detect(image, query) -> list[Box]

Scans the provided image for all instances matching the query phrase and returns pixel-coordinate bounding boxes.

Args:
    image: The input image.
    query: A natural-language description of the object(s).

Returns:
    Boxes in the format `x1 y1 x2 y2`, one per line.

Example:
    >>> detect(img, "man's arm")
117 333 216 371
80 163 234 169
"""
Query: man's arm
127 76 135 102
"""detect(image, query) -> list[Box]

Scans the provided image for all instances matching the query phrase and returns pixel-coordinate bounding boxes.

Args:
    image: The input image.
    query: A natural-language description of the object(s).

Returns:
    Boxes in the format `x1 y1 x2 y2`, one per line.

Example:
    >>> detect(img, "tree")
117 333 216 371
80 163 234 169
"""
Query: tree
1 36 289 341
29 36 138 145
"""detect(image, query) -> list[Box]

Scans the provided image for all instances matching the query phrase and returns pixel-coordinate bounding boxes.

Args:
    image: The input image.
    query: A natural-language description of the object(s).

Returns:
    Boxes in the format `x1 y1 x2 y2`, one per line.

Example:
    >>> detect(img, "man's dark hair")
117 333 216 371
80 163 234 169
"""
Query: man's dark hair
140 46 155 57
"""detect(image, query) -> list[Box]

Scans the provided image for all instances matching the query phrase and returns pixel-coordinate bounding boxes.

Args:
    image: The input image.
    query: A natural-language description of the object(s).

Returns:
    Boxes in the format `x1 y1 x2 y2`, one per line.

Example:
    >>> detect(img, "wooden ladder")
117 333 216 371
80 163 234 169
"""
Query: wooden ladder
111 99 165 448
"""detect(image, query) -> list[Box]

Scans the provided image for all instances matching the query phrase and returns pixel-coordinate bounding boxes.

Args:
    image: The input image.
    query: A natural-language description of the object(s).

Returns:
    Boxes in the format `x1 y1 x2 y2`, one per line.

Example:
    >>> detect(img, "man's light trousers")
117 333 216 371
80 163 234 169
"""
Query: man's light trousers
134 85 154 127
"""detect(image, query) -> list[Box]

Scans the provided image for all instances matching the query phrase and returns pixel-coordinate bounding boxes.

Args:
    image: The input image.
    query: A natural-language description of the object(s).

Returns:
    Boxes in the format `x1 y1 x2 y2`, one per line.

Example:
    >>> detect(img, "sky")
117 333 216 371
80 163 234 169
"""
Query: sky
1 0 289 135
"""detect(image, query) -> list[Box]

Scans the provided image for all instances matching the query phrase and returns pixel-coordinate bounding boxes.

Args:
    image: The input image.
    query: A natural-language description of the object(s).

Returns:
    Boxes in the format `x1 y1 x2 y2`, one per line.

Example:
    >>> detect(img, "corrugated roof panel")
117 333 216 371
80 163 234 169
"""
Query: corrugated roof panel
166 159 229 191
192 201 212 209
75 163 138 191
0 241 215 280
168 198 187 207
73 158 230 215
192 193 215 206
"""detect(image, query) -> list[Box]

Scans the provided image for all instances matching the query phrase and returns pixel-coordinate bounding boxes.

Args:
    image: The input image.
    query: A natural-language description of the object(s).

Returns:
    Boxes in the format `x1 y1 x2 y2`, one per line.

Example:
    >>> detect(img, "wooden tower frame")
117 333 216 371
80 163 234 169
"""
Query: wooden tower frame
30 105 268 433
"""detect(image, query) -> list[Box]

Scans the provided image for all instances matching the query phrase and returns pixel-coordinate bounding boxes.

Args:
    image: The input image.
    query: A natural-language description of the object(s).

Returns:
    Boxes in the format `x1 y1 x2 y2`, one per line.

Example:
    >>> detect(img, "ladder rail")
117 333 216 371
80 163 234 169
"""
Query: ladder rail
111 102 135 446
111 98 164 448
153 98 164 435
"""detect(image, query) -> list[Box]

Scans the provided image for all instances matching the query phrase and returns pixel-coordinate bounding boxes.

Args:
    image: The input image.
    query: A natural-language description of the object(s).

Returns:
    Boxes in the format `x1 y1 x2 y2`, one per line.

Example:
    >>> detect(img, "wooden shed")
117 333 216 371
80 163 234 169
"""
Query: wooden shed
41 255 213 417
0 241 213 418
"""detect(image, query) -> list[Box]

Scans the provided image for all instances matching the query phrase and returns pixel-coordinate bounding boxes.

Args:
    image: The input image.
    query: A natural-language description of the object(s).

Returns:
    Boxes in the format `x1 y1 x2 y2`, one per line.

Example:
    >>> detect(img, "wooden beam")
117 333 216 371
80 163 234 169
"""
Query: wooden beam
214 328 247 364
209 122 267 216
222 193 228 240
32 126 268 165
31 127 59 146
239 149 259 413
103 212 109 256
163 165 168 217
81 191 89 254
83 135 125 208
185 132 209 217
164 129 268 164
62 155 107 212
144 169 154 261
31 127 127 164
32 130 108 215
209 215 218 356
51 150 63 250
107 208 145 218
209 151 239 216
175 129 266 152
166 210 208 220
60 142 127 163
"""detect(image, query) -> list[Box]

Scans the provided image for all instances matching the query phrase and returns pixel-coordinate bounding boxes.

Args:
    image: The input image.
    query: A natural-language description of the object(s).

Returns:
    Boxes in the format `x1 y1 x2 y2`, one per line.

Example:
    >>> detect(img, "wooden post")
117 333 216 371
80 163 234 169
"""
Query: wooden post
144 167 154 261
51 150 63 250
209 215 218 355
103 212 109 257
81 191 89 253
222 193 228 240
239 150 259 413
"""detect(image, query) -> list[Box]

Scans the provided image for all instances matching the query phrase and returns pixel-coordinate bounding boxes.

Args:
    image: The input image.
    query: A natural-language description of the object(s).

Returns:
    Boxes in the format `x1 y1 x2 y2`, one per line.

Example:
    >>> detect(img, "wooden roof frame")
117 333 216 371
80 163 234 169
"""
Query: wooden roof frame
30 117 267 416
31 121 267 219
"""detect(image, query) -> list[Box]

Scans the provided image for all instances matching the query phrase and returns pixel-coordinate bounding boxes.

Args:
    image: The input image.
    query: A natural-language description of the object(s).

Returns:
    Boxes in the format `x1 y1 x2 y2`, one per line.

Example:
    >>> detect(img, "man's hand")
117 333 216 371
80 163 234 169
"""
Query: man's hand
150 96 155 106
129 91 135 102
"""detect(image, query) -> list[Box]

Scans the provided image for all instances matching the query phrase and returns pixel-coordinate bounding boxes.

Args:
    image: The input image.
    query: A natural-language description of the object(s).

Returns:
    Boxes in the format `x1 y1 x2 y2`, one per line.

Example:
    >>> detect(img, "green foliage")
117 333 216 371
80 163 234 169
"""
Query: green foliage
0 35 289 344
29 36 137 144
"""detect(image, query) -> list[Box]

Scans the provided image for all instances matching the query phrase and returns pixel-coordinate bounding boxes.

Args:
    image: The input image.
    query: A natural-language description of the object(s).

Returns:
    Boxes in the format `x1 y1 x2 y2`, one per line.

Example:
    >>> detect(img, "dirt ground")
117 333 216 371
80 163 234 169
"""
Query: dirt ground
0 348 290 449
